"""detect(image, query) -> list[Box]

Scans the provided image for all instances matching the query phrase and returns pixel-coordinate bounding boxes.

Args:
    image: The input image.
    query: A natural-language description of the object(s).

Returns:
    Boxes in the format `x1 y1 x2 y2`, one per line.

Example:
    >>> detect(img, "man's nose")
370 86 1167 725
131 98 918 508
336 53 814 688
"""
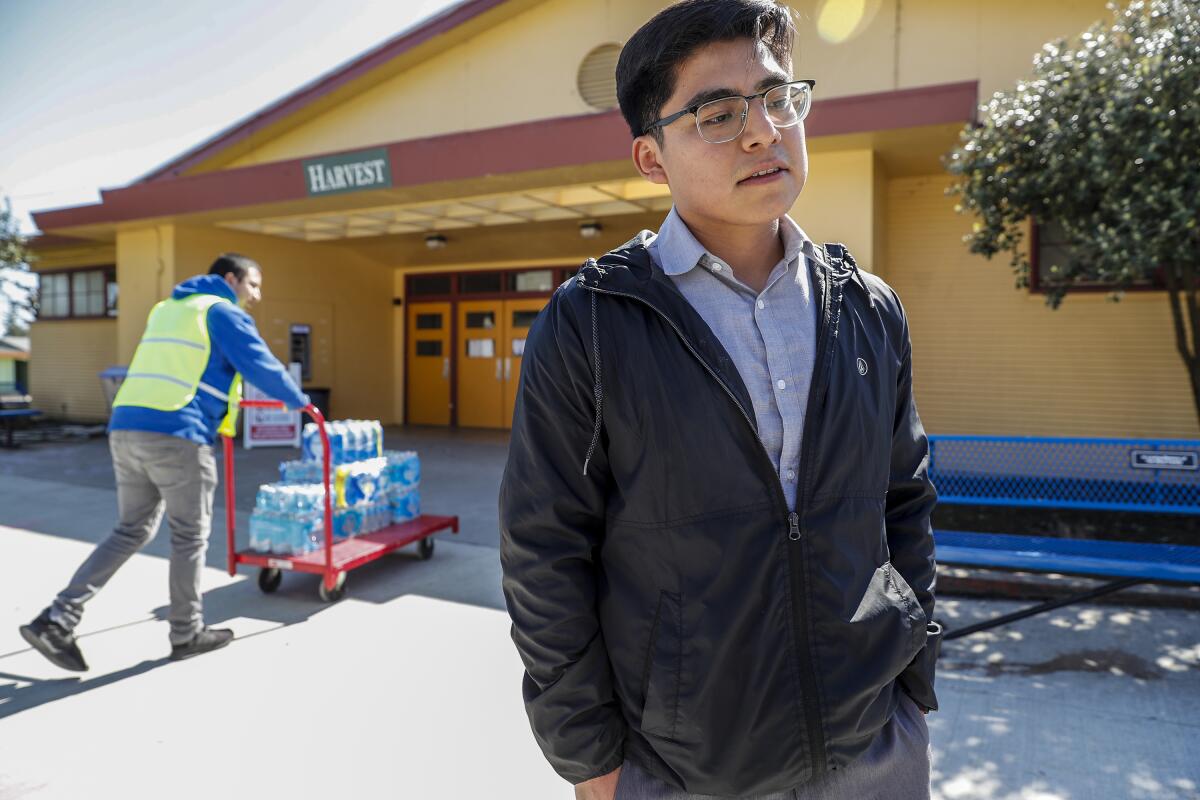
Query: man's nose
741 100 781 149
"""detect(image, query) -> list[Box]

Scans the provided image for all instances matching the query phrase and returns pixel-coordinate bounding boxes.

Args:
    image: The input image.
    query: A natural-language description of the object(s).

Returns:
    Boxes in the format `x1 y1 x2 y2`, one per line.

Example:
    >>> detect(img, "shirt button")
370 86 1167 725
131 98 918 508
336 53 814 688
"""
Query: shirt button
787 469 797 481
757 299 765 310
777 379 787 390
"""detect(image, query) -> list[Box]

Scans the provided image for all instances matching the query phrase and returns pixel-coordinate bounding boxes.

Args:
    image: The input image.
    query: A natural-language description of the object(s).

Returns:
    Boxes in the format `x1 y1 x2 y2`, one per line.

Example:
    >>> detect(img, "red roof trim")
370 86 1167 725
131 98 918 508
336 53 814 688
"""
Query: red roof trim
33 81 978 232
138 0 513 183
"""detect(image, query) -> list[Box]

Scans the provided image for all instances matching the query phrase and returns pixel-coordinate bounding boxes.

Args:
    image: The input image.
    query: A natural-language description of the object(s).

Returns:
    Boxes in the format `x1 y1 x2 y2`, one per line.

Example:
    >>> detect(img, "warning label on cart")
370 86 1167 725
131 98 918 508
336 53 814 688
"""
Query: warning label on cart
243 363 303 449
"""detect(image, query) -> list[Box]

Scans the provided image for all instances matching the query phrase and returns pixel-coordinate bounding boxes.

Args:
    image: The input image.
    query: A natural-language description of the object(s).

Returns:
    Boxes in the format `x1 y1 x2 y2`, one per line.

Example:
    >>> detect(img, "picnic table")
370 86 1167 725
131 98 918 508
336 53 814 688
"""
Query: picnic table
0 408 43 448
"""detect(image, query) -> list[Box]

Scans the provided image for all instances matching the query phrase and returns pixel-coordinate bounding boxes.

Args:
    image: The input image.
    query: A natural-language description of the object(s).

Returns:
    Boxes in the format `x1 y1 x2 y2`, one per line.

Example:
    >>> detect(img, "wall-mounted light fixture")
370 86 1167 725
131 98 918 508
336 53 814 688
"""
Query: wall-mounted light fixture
579 222 603 239
425 233 448 250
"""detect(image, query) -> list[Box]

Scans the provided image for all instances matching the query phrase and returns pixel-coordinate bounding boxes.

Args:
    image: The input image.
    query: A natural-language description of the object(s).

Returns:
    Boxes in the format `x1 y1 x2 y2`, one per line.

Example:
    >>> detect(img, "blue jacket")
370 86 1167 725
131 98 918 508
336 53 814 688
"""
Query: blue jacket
109 275 309 445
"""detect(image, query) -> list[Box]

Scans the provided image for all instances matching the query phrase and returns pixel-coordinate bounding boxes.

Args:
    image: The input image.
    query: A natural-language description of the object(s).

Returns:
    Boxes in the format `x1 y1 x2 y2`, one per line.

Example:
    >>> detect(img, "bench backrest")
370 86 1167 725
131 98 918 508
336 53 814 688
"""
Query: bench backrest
928 435 1200 515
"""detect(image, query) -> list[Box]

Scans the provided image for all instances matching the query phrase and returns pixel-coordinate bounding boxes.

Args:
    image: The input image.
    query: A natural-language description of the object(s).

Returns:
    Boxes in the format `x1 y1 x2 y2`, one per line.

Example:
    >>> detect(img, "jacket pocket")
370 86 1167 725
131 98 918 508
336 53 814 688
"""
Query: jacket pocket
640 590 682 739
882 562 929 656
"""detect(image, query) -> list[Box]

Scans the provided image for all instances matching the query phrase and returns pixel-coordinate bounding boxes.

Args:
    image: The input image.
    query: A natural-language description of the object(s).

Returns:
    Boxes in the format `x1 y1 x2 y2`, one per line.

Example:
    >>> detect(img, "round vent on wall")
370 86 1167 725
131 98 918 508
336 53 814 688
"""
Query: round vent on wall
577 43 621 111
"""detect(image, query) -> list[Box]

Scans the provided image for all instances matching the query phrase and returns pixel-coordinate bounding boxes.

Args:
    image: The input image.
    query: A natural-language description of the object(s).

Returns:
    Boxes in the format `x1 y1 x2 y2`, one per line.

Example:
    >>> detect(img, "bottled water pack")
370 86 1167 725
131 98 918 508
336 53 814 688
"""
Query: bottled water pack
249 426 424 553
302 420 384 466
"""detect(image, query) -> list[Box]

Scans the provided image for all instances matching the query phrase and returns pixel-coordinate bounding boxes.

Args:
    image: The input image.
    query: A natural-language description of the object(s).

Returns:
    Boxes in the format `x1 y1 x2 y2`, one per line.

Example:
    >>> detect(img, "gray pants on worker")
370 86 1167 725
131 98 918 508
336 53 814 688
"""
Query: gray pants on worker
615 691 932 800
45 430 218 645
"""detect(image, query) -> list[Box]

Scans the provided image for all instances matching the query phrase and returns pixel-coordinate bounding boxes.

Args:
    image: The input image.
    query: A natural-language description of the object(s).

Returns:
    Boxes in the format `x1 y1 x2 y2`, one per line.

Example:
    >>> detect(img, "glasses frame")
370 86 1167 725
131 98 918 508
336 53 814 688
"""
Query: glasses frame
643 79 817 144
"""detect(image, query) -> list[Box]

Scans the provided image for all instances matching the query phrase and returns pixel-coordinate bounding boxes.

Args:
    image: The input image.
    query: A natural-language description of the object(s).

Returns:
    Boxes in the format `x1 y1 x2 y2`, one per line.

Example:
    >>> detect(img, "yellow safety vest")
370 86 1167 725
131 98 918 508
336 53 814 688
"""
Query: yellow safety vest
113 293 243 437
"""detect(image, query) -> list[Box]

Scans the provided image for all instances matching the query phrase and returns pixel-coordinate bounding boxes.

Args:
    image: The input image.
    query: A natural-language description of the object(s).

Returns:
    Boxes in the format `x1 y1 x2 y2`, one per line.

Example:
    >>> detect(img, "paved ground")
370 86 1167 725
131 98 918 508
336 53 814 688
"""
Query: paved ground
1 431 1198 799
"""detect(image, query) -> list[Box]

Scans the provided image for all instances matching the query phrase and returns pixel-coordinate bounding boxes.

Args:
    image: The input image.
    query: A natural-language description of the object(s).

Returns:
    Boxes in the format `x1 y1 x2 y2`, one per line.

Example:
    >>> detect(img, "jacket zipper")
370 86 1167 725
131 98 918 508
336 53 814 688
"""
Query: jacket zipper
583 277 835 775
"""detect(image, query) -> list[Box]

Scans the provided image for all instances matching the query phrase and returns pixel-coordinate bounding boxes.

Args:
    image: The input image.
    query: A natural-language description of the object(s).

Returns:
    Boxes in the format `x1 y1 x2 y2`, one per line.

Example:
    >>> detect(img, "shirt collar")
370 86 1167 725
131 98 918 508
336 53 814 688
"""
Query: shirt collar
649 205 817 277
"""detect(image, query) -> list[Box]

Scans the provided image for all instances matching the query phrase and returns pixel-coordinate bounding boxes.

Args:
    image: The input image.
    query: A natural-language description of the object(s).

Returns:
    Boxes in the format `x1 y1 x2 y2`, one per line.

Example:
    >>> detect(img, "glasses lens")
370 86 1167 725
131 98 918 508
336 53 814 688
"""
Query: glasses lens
764 83 811 127
695 97 749 143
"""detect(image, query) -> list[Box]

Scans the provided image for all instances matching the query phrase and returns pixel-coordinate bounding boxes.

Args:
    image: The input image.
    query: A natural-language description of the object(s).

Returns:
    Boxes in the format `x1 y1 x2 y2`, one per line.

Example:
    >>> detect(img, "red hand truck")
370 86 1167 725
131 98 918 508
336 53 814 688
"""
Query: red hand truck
223 400 459 601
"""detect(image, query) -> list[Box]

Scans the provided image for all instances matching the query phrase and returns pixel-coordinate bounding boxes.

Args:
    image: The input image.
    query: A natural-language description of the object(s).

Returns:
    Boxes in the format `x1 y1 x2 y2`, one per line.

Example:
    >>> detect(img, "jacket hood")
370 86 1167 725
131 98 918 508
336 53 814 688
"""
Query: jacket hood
172 274 239 304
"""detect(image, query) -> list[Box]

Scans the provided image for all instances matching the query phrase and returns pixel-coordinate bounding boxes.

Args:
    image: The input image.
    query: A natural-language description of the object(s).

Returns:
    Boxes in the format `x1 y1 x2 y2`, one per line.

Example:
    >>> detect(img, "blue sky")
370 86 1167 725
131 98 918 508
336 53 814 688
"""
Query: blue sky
0 0 463 234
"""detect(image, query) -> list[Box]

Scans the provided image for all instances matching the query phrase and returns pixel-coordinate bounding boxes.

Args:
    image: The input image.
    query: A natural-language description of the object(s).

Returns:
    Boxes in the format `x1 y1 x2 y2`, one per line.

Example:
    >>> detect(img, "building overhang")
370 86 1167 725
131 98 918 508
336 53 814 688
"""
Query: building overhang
32 80 978 242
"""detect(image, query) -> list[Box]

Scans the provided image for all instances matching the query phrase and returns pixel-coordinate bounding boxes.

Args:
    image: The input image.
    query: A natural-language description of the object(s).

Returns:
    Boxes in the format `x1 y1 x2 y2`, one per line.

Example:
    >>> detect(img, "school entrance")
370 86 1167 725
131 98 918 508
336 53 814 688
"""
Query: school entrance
405 267 571 429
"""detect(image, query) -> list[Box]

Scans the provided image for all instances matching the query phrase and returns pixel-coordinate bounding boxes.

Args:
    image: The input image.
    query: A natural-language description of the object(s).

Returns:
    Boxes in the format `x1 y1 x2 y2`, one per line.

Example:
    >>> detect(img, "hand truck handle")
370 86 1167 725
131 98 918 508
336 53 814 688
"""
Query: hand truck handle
223 401 336 590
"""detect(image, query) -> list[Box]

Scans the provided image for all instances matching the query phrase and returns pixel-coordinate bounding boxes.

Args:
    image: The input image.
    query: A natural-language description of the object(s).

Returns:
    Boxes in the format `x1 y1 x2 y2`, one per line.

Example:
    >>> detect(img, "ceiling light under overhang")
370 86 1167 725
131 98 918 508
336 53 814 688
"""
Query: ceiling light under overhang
425 233 448 250
579 222 603 238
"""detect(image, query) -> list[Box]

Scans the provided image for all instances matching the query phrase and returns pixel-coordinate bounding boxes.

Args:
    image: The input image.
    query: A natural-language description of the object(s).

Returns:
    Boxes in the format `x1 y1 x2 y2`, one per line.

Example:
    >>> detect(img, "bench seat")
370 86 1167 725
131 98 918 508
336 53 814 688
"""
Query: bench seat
935 530 1200 584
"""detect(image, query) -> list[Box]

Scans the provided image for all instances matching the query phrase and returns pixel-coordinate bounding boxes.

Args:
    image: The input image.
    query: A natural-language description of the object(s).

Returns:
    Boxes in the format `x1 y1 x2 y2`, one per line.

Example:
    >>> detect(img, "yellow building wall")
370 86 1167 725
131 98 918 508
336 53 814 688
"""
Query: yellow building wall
173 226 395 423
791 149 880 272
214 0 1112 172
885 174 1200 439
115 226 178 364
29 319 117 421
222 0 663 170
28 242 119 421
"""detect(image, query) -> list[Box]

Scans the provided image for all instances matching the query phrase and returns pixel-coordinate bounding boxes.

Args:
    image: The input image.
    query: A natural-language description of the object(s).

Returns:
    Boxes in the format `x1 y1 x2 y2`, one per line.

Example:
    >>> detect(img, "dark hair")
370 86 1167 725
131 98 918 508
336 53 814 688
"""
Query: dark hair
616 0 796 142
208 253 260 281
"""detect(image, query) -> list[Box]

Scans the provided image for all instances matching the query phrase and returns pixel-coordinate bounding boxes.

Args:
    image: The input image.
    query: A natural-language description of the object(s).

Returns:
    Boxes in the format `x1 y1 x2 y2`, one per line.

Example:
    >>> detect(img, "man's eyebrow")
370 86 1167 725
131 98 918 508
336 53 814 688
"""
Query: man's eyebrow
681 74 793 109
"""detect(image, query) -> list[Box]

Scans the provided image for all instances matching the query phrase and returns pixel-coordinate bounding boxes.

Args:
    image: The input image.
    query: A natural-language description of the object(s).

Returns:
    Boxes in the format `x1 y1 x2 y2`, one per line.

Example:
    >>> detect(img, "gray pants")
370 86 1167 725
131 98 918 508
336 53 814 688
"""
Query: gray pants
45 430 218 645
615 692 931 800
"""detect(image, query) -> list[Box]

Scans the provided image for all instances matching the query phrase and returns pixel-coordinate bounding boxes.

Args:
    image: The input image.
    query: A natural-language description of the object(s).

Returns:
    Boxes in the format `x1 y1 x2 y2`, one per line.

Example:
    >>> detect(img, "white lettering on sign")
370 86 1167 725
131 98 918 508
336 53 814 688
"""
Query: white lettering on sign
1130 450 1199 471
306 158 388 194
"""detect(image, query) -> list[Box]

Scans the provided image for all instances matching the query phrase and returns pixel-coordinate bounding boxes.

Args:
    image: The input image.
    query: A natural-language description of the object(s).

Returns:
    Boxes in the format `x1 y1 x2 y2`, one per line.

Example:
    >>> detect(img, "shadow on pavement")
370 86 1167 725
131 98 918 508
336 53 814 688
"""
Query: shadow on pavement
0 658 170 720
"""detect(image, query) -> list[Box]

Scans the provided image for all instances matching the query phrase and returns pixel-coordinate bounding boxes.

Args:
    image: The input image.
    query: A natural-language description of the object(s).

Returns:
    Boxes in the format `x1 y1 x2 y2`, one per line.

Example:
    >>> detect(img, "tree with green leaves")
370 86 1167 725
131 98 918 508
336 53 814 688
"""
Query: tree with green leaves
947 0 1200 429
1 198 37 336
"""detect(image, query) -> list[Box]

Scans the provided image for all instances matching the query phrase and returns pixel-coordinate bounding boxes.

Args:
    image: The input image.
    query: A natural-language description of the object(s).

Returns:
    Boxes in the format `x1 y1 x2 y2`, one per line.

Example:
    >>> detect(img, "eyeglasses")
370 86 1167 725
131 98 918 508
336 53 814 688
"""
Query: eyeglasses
643 80 816 144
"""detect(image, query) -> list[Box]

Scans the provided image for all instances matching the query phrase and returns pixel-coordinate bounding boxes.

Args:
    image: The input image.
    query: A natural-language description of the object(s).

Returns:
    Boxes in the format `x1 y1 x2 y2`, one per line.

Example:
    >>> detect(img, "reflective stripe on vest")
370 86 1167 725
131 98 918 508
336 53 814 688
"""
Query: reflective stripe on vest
113 293 243 436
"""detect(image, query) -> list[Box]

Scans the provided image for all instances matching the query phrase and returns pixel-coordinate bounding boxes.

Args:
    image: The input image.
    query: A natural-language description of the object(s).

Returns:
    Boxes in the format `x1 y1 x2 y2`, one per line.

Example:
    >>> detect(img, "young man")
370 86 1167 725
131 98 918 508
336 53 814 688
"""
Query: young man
21 254 308 669
500 1 941 798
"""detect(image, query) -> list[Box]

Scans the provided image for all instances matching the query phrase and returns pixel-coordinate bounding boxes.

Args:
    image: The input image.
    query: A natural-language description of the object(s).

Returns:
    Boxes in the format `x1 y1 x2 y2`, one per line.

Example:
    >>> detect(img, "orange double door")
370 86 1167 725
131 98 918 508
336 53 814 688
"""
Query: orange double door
406 298 545 428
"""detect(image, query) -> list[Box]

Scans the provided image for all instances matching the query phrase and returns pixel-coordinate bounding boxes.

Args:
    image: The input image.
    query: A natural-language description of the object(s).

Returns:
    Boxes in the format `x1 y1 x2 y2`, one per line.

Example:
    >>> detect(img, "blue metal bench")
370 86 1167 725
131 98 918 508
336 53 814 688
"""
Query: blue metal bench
928 435 1200 638
0 408 42 448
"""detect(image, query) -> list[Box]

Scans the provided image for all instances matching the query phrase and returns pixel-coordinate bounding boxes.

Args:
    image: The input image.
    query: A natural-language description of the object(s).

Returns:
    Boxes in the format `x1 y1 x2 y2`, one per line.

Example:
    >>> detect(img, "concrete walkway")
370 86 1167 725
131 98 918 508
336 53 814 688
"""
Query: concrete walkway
1 432 1198 799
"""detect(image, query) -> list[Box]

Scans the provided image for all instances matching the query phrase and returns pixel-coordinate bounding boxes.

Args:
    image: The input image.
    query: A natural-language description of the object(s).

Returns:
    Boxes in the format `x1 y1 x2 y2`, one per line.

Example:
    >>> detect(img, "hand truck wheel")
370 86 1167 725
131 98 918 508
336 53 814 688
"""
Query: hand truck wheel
258 568 283 594
318 571 347 603
417 536 435 560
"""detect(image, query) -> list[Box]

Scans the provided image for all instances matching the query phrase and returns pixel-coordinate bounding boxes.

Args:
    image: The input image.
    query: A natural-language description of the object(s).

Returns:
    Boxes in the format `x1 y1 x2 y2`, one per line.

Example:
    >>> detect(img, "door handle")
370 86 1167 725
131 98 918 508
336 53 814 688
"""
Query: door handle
495 358 503 381
504 357 512 381
442 357 450 379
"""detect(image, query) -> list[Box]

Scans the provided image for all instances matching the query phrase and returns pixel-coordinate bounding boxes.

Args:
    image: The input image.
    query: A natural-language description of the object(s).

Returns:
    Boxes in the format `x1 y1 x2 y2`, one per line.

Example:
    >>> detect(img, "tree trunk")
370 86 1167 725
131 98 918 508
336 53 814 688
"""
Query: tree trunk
1163 261 1200 433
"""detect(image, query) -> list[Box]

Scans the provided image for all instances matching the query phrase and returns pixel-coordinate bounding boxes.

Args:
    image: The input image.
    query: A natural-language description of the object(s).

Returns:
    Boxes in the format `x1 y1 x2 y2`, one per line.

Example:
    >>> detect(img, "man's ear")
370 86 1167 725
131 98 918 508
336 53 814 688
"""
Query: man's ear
632 135 669 186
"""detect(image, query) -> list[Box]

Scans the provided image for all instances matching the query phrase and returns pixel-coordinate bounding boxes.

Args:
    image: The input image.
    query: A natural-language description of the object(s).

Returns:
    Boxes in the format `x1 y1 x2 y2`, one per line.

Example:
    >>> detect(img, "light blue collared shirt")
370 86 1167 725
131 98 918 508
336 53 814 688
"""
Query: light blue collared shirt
647 206 820 511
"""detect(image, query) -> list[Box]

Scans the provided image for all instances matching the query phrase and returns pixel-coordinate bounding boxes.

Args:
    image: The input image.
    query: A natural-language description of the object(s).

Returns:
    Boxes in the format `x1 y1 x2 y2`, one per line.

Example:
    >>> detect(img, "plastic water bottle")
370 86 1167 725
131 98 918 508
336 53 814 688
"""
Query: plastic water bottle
353 421 368 462
389 486 421 524
302 423 324 463
372 422 384 458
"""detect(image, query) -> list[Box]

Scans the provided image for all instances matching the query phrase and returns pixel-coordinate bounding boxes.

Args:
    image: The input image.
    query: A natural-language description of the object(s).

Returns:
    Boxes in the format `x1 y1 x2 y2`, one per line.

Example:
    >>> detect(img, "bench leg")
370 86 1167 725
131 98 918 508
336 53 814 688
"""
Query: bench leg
943 577 1144 640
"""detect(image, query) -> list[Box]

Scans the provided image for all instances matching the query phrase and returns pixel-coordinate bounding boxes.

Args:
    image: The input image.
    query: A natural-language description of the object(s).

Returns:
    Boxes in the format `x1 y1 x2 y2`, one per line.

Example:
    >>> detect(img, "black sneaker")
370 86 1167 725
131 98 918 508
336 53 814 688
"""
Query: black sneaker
20 616 89 672
169 627 234 661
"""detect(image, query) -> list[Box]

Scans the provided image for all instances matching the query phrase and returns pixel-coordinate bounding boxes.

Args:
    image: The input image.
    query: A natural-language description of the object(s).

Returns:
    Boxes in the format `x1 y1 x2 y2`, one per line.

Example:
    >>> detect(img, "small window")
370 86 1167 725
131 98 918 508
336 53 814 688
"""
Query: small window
460 272 503 294
409 274 452 296
511 310 540 328
39 274 70 318
415 313 443 330
512 270 555 292
466 339 495 358
465 311 496 329
512 338 527 357
106 277 119 317
37 267 116 320
72 270 105 316
1034 220 1160 291
416 340 443 357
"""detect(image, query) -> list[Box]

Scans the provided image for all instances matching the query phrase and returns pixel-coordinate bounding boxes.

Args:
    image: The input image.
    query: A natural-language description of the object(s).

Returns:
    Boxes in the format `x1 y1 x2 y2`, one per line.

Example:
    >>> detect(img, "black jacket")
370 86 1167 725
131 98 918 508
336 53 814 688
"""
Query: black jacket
499 236 941 796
